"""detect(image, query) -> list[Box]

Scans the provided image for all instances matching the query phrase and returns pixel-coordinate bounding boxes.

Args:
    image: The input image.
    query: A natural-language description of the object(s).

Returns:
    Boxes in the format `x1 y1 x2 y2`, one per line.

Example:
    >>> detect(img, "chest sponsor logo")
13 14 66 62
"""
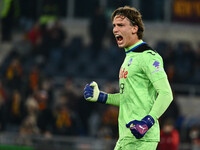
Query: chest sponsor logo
119 67 128 79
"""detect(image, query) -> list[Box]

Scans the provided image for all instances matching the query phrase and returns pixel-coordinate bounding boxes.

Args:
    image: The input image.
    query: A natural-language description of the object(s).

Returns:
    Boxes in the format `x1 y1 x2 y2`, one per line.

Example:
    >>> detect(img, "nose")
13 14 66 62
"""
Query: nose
113 26 118 34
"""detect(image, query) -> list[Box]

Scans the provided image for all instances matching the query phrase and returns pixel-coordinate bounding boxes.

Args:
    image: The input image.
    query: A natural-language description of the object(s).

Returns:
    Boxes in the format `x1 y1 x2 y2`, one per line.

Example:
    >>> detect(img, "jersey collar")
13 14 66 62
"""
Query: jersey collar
125 40 146 54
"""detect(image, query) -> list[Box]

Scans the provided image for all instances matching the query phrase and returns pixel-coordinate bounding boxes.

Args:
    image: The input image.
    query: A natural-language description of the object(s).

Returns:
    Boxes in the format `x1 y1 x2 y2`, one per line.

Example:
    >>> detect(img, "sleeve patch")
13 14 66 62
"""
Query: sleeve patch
152 61 164 73
153 61 160 69
152 68 164 74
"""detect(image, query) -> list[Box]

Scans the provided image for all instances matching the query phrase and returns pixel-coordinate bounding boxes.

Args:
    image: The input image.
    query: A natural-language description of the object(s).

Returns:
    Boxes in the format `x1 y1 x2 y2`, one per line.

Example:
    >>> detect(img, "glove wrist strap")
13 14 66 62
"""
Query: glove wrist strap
97 92 108 104
142 115 155 129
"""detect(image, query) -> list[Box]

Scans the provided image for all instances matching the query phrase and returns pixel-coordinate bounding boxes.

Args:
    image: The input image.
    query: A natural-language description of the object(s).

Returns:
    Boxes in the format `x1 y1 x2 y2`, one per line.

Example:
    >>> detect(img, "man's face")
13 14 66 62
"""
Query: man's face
112 15 138 48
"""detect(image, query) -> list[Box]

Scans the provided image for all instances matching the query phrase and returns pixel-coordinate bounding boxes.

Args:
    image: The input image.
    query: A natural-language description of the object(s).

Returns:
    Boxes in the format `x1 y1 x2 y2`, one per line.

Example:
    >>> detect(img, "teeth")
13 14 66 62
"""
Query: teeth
115 35 121 38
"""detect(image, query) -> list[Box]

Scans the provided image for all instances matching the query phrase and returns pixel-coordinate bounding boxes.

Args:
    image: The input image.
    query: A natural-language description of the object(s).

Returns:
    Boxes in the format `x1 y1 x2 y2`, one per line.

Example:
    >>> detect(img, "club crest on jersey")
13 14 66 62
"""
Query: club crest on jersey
153 61 160 69
128 58 133 66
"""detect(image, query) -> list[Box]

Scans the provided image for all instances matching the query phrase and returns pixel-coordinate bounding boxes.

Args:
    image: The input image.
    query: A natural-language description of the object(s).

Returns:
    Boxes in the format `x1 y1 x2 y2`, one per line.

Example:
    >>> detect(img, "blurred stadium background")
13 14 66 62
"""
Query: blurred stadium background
0 0 200 149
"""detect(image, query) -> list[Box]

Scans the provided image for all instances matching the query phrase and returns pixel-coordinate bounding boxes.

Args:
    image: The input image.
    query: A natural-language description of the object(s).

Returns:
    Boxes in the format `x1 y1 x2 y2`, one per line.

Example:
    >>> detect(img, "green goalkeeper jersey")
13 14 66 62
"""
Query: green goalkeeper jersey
107 40 170 142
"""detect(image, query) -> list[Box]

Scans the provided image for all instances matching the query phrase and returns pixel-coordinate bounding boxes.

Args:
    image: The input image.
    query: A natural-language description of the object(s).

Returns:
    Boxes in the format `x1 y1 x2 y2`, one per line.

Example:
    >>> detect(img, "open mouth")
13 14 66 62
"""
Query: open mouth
115 35 123 42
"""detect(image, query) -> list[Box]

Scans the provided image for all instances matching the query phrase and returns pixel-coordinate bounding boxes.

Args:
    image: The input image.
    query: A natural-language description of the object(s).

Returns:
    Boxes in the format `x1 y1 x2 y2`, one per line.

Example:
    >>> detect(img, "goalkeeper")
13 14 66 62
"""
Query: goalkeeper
84 6 173 150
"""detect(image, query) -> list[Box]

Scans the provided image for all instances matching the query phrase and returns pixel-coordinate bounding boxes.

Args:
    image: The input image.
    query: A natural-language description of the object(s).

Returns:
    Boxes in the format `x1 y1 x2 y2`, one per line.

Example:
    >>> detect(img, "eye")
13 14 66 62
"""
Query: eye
118 24 124 27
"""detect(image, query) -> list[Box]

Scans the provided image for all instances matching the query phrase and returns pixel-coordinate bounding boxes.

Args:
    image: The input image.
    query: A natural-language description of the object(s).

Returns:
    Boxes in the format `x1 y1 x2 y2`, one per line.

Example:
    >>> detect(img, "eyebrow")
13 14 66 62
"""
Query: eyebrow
112 22 124 27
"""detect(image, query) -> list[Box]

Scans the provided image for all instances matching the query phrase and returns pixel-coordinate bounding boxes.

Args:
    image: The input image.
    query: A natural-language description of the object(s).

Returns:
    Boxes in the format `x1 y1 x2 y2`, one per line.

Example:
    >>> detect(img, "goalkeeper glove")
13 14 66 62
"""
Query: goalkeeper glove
83 81 107 104
126 115 155 139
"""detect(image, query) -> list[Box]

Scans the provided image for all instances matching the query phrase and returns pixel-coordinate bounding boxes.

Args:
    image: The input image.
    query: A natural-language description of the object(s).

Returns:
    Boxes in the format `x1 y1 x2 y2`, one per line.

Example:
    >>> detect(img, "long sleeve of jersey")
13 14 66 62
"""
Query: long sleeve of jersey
138 49 173 121
106 93 120 106
149 77 173 120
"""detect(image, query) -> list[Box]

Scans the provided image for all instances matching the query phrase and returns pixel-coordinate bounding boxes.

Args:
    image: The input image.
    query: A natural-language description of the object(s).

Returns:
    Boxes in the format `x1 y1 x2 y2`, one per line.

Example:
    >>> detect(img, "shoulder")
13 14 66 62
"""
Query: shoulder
141 50 163 62
139 50 164 71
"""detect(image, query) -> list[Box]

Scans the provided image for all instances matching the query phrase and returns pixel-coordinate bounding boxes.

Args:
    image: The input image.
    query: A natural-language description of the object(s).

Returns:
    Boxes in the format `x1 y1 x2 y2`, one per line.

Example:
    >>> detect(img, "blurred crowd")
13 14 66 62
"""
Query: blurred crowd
1 0 200 149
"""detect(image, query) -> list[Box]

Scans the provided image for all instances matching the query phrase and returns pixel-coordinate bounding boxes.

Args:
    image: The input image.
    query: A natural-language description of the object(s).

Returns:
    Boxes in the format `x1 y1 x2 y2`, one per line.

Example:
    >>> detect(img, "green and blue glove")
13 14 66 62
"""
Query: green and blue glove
126 115 155 139
83 81 108 104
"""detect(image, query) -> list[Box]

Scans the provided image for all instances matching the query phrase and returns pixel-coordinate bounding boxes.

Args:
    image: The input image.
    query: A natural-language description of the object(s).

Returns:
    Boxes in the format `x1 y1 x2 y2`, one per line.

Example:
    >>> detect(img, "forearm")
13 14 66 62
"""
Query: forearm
149 78 173 120
106 93 120 107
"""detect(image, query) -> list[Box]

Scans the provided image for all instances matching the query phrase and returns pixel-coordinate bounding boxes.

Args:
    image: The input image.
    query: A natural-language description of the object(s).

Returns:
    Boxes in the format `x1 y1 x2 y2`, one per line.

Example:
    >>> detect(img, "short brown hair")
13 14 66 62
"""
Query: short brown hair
111 6 144 39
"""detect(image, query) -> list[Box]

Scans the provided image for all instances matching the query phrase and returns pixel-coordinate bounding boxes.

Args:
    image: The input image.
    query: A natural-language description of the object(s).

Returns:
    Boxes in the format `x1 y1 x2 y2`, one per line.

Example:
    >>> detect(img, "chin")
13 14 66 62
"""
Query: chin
118 44 125 48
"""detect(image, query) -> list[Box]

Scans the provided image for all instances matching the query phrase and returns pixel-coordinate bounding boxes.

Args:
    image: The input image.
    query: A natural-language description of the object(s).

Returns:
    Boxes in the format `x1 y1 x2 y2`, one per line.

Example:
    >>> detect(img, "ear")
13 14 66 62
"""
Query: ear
132 25 138 34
